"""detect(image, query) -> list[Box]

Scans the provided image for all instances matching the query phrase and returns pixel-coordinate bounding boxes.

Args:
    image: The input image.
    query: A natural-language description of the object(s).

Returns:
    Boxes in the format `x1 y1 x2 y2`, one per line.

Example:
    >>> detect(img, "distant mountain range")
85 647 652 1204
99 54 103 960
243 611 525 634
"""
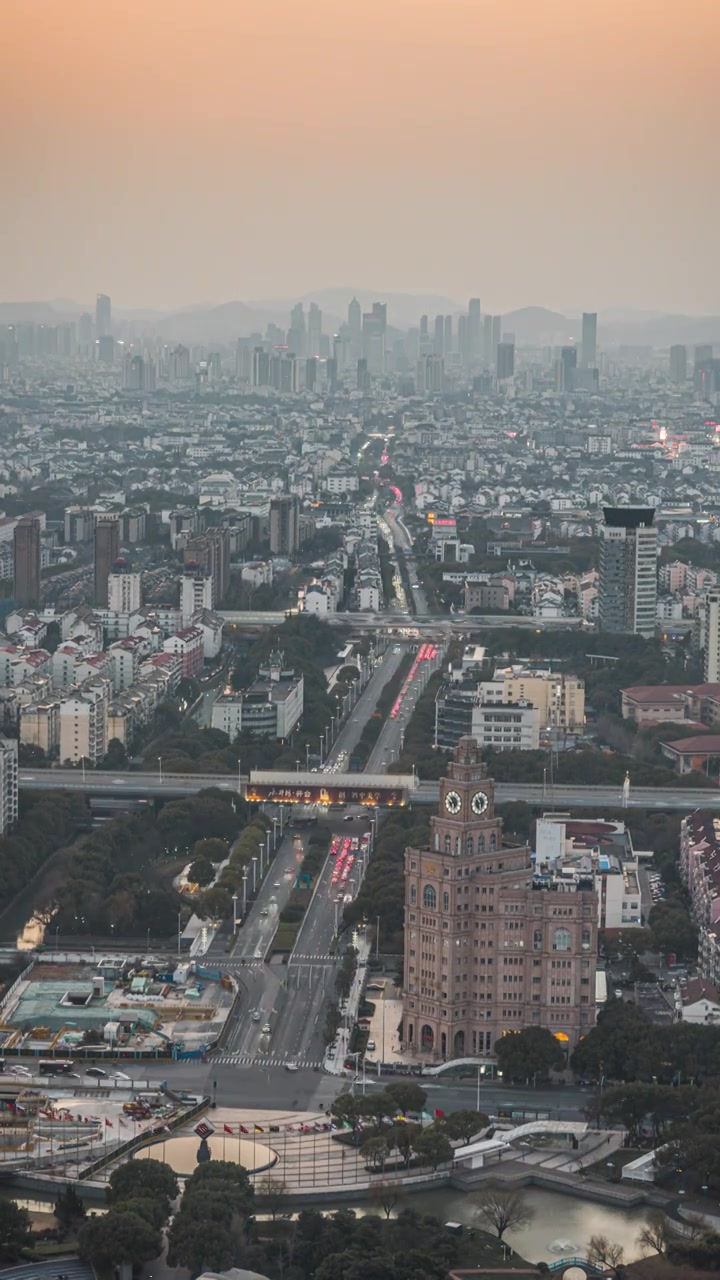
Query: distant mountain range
1 294 720 347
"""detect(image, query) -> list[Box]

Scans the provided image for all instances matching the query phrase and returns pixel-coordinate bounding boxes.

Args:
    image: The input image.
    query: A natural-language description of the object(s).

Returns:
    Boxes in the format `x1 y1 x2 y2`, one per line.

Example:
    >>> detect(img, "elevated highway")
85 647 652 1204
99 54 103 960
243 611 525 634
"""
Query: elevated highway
218 609 585 633
16 769 719 809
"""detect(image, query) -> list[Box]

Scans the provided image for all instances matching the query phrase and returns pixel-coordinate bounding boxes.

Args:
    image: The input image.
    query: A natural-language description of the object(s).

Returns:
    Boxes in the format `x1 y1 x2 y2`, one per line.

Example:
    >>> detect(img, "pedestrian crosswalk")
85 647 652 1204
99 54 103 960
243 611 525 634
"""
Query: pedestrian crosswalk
289 952 333 963
211 1052 324 1069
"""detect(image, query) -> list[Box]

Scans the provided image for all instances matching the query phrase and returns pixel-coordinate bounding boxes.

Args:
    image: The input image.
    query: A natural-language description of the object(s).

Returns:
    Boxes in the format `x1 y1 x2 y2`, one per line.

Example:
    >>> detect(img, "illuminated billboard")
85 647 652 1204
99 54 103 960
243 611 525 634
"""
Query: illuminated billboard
246 782 407 807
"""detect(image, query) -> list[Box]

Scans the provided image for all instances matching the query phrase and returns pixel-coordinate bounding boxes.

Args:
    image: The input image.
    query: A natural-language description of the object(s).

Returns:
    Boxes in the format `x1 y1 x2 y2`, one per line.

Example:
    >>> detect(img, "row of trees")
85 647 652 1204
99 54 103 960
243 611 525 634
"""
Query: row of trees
387 672 450 780
194 812 272 920
571 999 720 1084
343 809 430 953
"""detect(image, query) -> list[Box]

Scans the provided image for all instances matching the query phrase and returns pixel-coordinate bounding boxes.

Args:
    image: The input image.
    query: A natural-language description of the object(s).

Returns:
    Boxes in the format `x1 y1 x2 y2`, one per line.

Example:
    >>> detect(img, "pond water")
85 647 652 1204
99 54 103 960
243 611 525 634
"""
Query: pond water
406 1186 655 1269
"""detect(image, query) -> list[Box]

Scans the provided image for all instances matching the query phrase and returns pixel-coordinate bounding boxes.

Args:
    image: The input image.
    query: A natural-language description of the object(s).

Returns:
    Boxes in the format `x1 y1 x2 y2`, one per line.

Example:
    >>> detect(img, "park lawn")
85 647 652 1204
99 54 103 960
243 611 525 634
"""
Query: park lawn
452 1227 534 1271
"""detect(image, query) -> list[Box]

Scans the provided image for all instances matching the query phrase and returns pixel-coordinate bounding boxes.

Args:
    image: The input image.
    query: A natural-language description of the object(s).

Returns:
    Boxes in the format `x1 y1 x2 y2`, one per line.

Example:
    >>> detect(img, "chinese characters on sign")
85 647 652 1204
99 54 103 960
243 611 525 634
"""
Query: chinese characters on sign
246 784 406 807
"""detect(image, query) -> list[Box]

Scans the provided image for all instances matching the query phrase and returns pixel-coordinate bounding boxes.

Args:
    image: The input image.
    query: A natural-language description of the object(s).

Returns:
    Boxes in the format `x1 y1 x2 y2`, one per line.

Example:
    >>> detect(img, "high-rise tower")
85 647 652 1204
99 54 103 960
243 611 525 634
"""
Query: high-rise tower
13 517 41 607
599 507 657 637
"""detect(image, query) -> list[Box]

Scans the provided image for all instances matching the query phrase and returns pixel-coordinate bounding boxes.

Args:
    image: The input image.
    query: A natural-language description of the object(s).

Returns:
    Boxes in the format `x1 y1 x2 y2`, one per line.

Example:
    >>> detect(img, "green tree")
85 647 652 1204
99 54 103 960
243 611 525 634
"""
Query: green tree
412 1127 453 1171
79 1211 162 1268
195 885 233 919
0 1200 31 1262
438 1109 489 1145
54 1183 86 1231
107 1156 179 1207
188 856 216 887
192 836 230 863
494 1026 565 1081
383 1081 427 1115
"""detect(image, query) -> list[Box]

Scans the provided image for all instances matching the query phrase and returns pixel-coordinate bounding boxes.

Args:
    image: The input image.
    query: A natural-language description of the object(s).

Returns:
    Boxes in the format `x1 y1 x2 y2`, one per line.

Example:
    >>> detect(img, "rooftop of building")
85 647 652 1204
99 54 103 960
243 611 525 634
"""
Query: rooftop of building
663 735 720 753
623 684 720 703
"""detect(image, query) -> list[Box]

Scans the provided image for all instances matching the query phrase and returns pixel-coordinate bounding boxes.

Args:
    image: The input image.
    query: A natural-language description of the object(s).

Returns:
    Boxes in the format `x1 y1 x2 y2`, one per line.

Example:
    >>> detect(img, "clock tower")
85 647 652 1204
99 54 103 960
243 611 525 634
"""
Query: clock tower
402 736 597 1065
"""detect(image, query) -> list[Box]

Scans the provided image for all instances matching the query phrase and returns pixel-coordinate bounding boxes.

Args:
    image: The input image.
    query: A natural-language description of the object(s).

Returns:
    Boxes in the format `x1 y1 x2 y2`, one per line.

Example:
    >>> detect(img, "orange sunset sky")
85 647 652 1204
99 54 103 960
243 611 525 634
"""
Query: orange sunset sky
2 0 719 312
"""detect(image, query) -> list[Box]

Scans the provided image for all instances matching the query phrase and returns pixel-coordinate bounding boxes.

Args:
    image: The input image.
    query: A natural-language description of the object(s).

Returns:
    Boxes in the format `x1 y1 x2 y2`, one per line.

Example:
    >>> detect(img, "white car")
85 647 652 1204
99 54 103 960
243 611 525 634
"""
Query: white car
285 1061 299 1072
251 1011 262 1022
273 881 281 888
262 1024 271 1035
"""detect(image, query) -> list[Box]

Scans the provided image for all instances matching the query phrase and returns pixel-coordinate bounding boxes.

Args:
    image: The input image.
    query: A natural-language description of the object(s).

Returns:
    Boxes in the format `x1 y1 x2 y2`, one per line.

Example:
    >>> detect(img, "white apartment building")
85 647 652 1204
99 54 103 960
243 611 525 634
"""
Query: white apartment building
180 573 214 622
210 693 244 739
471 699 540 751
108 639 143 692
108 571 142 614
0 736 18 835
59 679 110 766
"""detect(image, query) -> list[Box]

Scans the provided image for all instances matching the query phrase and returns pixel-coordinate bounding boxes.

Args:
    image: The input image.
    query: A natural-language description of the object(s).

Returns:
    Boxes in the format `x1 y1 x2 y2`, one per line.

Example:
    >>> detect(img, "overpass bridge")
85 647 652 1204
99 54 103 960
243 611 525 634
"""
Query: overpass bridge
217 609 585 634
16 769 720 810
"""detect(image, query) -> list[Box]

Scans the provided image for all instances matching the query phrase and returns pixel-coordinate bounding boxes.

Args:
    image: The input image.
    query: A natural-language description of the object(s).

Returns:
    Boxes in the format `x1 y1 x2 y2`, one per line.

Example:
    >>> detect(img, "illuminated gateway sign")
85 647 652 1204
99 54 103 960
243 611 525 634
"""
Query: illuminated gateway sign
247 770 417 807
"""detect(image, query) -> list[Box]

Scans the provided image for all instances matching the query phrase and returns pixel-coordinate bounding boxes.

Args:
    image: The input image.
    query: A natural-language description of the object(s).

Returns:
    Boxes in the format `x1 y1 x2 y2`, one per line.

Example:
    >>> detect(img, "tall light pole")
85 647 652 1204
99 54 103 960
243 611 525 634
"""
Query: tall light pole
81 756 87 784
259 840 265 878
272 816 279 849
232 893 239 935
242 871 248 916
252 855 258 894
305 741 310 771
237 757 242 795
158 755 163 786
266 832 271 868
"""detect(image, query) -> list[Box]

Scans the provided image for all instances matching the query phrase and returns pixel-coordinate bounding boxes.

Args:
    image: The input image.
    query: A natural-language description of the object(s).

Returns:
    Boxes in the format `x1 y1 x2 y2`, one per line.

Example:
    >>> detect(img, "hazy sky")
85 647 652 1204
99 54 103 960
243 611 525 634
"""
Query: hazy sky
2 0 719 313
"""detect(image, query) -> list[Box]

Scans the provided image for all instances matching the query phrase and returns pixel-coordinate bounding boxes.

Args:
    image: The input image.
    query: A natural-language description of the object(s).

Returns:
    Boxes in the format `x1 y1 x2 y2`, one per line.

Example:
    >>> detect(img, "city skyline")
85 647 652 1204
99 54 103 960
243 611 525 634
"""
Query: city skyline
2 0 719 311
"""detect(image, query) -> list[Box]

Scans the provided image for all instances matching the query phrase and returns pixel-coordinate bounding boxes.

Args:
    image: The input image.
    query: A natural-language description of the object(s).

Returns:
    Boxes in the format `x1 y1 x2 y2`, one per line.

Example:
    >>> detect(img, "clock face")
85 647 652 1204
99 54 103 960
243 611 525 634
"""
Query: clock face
444 790 462 815
471 790 489 816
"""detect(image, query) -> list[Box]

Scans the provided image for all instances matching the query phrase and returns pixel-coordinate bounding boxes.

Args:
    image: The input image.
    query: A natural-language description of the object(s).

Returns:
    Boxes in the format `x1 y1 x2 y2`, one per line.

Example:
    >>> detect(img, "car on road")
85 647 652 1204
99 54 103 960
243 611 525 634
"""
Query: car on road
273 881 281 888
251 1011 262 1022
112 1070 131 1081
260 908 268 916
614 989 623 999
285 1061 299 1072
86 1067 108 1078
366 1040 376 1051
262 1024 271 1035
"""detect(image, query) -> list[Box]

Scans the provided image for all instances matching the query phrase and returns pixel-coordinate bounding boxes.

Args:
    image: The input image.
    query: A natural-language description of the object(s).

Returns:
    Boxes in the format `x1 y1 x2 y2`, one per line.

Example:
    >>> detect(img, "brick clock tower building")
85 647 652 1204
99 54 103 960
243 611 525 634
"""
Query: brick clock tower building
402 738 597 1061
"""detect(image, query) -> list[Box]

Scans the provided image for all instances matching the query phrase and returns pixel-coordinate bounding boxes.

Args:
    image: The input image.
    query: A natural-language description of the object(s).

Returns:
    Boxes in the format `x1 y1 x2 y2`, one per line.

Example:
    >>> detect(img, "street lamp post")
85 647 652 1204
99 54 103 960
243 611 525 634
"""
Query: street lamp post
158 756 164 786
242 872 248 916
305 741 310 771
232 893 239 935
252 856 258 894
272 816 279 849
177 909 182 958
266 832 271 868
259 840 265 878
237 758 242 795
81 756 87 784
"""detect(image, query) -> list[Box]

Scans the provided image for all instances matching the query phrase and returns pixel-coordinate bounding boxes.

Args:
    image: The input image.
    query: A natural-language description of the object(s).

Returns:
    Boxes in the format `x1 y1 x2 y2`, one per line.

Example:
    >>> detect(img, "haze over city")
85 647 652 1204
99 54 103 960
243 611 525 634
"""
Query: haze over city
2 0 719 312
4 3 720 1277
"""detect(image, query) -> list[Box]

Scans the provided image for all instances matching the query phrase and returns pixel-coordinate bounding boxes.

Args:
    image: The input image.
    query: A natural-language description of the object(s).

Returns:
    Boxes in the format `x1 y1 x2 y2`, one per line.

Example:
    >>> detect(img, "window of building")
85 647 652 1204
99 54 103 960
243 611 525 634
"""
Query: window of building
553 928 571 952
443 892 449 912
423 885 437 909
